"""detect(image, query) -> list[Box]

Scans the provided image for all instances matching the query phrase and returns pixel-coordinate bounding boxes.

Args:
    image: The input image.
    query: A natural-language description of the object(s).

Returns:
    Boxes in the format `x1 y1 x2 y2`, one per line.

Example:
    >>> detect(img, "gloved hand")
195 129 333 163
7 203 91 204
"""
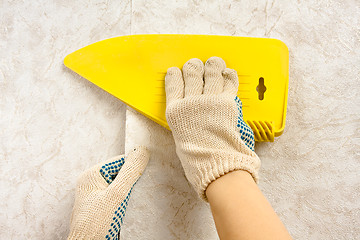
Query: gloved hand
67 146 150 240
165 57 260 201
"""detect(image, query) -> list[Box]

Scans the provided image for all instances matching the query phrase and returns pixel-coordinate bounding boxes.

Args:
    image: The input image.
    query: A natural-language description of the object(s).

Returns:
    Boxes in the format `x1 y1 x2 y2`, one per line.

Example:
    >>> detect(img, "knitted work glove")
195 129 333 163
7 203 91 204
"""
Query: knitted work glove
165 57 261 201
67 146 150 240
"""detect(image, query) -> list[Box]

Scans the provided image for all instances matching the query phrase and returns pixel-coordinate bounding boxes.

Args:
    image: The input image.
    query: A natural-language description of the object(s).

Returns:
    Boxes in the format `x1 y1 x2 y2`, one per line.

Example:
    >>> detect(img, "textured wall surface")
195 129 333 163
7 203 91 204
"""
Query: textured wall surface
1 1 359 239
0 1 130 239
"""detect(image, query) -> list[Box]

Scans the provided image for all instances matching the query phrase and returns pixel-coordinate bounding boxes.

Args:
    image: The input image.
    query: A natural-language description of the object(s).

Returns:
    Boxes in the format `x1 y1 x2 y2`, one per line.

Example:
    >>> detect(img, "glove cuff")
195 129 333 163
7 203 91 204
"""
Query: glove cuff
183 151 261 202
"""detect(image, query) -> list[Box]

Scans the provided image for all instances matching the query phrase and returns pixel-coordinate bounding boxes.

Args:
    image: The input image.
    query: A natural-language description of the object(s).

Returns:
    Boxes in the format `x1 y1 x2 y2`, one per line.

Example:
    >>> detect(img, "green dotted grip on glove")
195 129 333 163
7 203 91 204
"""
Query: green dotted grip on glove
99 157 135 240
235 96 255 151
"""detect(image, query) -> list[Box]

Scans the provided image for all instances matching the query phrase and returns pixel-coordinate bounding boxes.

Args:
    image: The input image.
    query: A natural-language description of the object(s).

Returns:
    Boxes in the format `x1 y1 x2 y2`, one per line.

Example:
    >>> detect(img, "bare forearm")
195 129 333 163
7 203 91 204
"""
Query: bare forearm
206 170 292 240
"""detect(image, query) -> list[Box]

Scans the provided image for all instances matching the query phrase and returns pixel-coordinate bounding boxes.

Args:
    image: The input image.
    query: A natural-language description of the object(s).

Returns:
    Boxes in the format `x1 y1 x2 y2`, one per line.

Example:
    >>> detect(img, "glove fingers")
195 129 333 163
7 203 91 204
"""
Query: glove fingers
77 155 126 189
107 146 150 198
203 56 226 95
183 58 205 97
165 67 184 104
222 68 239 95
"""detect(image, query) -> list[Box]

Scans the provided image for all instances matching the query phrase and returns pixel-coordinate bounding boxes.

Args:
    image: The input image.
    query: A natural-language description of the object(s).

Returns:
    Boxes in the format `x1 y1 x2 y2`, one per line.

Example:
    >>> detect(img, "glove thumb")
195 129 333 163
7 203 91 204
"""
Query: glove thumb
107 146 150 198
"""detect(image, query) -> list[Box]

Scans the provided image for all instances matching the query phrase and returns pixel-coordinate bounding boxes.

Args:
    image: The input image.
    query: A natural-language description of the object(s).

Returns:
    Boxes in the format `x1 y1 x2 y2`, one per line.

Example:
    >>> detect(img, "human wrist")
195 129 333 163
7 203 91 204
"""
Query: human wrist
206 170 254 201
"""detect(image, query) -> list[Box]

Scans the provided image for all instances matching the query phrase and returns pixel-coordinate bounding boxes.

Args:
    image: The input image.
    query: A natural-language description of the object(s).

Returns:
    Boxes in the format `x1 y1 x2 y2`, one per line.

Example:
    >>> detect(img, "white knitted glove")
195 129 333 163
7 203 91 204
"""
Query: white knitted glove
67 146 150 240
165 57 261 201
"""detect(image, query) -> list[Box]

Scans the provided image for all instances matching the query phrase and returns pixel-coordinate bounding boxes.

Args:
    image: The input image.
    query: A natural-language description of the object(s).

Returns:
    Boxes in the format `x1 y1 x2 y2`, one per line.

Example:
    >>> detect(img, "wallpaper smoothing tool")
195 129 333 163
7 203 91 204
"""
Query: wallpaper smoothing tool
64 34 289 142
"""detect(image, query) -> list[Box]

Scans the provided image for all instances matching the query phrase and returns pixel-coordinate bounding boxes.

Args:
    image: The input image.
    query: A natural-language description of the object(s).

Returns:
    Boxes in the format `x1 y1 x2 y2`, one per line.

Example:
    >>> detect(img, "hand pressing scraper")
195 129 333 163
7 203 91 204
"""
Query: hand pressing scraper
64 34 289 142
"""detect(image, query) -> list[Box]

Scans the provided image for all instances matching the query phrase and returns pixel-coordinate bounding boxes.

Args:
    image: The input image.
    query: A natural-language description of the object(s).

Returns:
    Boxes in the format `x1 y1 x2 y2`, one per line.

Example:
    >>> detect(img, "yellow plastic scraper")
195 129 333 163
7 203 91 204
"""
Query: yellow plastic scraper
64 34 289 142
